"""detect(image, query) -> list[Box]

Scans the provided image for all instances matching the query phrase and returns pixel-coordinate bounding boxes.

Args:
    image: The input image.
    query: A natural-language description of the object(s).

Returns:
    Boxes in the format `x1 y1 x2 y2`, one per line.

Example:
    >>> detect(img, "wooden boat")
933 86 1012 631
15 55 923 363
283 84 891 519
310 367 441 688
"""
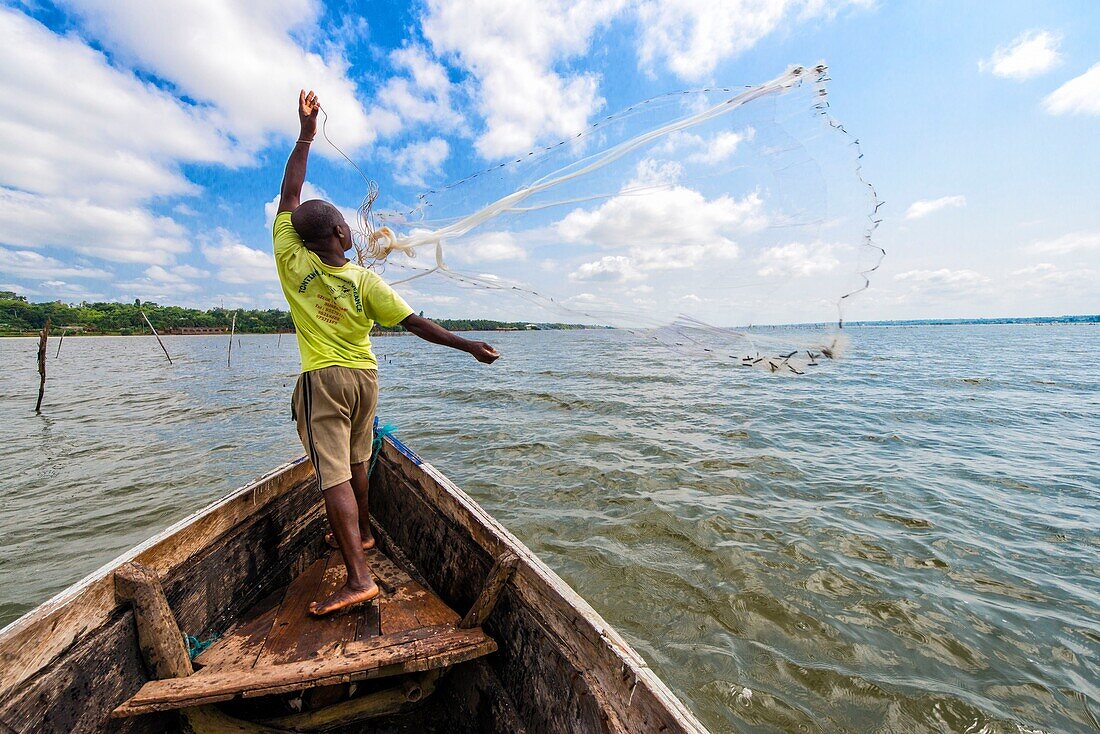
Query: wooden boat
0 432 708 733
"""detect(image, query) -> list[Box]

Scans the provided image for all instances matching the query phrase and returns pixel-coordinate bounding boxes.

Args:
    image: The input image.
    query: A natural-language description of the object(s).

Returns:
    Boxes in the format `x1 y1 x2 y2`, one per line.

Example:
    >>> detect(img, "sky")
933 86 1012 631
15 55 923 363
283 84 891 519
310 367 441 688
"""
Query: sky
1 0 1098 322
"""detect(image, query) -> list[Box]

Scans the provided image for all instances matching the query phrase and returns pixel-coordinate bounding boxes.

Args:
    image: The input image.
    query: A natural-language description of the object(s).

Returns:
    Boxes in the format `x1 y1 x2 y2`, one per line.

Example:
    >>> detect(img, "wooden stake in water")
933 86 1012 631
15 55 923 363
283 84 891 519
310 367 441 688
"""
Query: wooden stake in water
34 318 50 414
55 328 66 358
140 311 173 364
227 310 237 367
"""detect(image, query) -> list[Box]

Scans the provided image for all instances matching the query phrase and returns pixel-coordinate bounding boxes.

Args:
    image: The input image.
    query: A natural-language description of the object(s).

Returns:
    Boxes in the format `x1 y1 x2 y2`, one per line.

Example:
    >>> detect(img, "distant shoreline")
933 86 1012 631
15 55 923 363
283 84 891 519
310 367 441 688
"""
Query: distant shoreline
0 326 599 337
1 316 1096 338
845 315 1098 327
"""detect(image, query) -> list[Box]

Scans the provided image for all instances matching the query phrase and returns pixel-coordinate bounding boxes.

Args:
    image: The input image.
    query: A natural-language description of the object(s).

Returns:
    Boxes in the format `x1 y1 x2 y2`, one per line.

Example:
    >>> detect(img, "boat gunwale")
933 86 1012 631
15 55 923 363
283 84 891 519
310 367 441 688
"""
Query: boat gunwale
376 435 709 734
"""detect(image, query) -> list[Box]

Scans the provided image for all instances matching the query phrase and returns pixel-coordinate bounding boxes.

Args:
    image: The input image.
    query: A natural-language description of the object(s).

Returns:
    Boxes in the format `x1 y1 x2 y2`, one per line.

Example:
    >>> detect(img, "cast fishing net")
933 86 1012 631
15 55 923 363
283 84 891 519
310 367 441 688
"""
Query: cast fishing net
330 64 883 374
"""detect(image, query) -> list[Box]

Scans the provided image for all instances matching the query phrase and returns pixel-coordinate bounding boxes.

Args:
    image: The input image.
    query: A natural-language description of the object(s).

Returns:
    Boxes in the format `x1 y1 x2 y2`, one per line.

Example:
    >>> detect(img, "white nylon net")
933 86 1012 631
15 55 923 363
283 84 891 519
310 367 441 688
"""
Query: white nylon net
336 64 883 374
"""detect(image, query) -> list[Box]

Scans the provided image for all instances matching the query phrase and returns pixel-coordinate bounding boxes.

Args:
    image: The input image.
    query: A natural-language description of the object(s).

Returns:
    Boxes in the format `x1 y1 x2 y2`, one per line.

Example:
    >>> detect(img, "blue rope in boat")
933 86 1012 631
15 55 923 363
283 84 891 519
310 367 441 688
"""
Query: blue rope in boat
184 632 218 660
369 421 397 479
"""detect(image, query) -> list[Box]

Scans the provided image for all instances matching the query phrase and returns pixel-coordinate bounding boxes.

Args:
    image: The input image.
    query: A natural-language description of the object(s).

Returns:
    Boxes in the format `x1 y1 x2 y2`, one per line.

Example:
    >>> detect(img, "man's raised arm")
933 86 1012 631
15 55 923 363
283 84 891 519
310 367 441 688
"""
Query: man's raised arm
278 89 320 213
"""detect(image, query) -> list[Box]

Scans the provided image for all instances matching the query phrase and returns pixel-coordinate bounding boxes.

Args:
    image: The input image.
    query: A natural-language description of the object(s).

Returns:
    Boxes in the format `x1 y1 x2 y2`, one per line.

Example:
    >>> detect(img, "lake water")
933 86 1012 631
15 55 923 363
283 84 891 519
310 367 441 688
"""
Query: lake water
0 326 1097 733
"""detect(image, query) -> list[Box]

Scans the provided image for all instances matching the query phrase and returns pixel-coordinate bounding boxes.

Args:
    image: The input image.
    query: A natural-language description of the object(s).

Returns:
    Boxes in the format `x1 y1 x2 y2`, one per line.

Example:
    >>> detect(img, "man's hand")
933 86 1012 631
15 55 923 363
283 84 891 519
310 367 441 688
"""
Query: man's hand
278 90 318 213
299 89 320 140
467 341 500 364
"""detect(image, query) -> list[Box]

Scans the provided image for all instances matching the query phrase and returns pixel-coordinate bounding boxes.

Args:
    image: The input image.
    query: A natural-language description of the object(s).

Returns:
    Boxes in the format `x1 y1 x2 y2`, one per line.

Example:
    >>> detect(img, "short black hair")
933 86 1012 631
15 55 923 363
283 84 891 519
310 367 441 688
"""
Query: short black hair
291 199 343 243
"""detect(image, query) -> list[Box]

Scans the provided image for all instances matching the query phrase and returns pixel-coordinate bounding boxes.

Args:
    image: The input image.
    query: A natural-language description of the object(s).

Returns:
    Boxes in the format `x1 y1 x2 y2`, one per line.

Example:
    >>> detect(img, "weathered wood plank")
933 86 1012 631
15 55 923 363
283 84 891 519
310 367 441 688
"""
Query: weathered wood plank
193 587 285 671
114 562 193 679
113 627 496 716
260 672 439 730
270 553 360 665
363 546 408 593
178 705 293 733
461 552 519 629
254 556 327 665
356 596 381 642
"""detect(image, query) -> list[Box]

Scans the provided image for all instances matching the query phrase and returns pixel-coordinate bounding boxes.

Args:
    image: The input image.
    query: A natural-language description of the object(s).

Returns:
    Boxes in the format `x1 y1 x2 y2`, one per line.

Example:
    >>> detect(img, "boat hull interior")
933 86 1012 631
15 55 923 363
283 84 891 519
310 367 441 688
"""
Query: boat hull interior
0 436 706 734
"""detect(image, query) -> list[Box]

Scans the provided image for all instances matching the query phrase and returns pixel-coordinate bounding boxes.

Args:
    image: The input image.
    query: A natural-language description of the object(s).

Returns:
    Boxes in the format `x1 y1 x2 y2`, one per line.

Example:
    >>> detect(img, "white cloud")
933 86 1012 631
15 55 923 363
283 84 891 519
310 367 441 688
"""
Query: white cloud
556 177 766 273
173 264 211 279
0 8 236 206
1026 231 1100 256
556 185 765 255
421 0 624 157
201 230 278 284
689 129 754 164
1011 263 1057 277
570 255 644 282
29 280 106 302
1044 63 1100 116
388 138 450 187
904 195 966 220
653 130 705 155
63 0 376 153
979 30 1062 80
376 45 463 131
654 128 754 165
1010 262 1096 292
756 242 839 277
893 268 991 296
0 188 190 265
635 0 870 81
452 232 527 263
0 248 113 280
116 275 201 298
144 264 209 284
629 159 685 187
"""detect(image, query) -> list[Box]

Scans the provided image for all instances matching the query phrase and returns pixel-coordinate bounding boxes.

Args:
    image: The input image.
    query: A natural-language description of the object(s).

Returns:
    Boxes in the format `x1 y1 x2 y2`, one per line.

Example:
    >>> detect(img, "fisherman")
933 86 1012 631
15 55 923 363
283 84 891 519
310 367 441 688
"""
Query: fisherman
275 90 500 616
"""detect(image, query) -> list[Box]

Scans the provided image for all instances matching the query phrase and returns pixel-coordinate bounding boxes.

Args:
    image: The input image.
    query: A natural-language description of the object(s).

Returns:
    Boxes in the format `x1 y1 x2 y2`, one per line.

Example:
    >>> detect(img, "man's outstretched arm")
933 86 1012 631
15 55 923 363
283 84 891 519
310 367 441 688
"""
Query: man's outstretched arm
400 314 501 364
278 89 320 213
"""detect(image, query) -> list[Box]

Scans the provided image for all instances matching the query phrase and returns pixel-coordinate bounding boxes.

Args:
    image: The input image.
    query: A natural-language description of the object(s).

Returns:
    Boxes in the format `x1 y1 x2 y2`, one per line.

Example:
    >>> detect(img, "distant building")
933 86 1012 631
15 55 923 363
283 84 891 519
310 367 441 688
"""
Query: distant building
167 326 229 335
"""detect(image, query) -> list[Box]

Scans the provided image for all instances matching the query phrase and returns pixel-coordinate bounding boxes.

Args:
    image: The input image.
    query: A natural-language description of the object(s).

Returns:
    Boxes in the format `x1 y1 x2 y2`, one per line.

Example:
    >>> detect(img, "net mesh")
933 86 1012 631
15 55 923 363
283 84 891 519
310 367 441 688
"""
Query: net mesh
329 64 883 374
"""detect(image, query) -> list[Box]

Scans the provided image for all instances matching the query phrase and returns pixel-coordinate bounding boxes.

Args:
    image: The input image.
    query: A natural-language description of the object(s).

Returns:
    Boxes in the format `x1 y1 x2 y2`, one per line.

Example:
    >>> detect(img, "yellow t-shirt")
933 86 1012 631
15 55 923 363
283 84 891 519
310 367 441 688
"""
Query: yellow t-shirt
273 211 413 372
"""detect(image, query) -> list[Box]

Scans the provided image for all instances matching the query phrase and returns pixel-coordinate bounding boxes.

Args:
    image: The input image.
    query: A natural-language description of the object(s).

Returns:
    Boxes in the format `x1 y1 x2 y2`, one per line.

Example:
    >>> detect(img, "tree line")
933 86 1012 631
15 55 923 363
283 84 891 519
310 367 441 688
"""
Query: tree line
0 291 590 335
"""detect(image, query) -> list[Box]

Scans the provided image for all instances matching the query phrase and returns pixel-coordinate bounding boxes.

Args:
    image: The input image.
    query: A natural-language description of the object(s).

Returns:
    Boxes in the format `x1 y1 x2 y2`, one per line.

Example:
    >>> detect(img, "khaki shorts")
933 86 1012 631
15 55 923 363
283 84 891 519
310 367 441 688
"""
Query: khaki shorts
292 366 378 491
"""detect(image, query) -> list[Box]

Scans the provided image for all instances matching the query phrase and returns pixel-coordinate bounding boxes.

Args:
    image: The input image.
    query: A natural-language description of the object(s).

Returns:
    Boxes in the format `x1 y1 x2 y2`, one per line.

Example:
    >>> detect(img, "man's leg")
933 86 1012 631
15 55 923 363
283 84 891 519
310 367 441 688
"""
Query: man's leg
309 480 380 616
324 461 375 550
350 460 375 547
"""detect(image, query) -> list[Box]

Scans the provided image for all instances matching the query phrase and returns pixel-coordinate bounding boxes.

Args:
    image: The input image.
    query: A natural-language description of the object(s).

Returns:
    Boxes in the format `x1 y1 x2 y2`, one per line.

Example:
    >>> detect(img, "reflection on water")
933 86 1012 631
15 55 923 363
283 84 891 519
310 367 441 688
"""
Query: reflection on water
0 326 1097 733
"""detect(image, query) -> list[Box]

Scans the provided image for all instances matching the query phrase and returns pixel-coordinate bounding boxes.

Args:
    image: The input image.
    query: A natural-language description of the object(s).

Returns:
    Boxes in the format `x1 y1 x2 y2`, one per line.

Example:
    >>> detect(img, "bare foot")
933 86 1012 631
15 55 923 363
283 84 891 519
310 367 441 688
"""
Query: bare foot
308 580 380 616
325 532 376 550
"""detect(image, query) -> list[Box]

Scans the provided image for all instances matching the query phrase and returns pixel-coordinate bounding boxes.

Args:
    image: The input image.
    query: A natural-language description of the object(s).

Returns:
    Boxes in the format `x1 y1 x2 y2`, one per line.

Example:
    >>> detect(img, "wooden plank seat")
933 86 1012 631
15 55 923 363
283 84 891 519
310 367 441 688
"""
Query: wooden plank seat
111 547 497 718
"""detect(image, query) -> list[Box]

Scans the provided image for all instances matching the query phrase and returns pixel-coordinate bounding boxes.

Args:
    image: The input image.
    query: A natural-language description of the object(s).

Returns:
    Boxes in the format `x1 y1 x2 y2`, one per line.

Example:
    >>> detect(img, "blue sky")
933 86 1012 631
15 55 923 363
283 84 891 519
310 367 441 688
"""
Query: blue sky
1 0 1097 322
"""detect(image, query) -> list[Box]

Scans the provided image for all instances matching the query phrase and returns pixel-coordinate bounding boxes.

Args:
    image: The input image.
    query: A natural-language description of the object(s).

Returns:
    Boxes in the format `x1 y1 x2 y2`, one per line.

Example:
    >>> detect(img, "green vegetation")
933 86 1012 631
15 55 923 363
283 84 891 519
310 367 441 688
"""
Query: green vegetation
0 291 291 335
0 291 590 335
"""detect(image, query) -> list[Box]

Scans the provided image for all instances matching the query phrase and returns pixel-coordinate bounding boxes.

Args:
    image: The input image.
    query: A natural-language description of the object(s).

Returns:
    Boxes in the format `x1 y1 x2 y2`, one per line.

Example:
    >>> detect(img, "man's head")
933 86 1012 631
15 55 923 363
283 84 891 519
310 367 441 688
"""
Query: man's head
291 199 352 252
